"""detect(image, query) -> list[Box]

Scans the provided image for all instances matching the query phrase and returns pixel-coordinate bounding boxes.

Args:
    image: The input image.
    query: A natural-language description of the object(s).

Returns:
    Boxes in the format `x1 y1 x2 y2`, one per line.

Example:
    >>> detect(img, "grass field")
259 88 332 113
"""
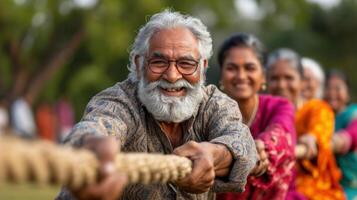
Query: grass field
0 183 60 200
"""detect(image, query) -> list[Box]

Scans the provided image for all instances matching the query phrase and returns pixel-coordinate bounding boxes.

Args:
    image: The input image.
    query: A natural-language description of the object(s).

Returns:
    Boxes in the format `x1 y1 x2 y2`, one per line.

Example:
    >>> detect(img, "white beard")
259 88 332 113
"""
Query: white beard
138 77 205 123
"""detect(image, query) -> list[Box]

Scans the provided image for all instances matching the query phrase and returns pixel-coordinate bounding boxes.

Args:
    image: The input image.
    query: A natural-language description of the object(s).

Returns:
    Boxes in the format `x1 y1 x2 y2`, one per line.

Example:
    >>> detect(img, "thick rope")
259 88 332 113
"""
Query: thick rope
0 135 309 190
0 136 192 190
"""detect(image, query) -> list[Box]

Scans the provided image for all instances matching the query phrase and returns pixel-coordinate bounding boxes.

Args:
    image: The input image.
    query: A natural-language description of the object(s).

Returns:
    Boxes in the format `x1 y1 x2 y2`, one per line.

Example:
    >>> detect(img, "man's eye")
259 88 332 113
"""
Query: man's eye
150 60 167 66
178 60 196 68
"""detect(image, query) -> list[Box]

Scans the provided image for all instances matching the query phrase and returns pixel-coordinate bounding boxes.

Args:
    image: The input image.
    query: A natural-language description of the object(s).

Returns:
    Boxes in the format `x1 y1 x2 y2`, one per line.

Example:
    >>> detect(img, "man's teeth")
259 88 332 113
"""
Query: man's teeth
163 88 183 92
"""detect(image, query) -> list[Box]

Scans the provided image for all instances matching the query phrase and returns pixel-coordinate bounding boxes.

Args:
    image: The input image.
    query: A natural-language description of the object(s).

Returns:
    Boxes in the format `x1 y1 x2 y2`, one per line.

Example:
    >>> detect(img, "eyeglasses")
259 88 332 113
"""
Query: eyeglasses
146 57 201 75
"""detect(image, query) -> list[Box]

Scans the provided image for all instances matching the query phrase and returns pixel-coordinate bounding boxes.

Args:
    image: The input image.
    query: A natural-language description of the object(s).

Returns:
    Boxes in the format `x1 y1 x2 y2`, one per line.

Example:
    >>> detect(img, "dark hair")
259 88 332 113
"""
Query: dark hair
326 69 350 89
218 33 266 67
266 48 303 78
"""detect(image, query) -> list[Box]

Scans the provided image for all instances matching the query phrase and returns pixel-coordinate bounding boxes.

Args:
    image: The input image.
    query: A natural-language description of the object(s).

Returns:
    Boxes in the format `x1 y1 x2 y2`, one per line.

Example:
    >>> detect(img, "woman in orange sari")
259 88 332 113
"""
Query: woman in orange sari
266 48 345 200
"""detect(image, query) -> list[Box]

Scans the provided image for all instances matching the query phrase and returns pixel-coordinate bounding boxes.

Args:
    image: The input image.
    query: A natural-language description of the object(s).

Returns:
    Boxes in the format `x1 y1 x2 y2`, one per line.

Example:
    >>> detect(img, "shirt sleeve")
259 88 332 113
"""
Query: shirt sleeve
62 85 137 148
203 88 258 193
250 99 296 190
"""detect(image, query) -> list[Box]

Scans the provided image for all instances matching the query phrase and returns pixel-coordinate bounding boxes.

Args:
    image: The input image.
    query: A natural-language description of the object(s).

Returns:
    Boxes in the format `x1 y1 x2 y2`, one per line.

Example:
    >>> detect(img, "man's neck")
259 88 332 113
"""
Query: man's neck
159 121 183 149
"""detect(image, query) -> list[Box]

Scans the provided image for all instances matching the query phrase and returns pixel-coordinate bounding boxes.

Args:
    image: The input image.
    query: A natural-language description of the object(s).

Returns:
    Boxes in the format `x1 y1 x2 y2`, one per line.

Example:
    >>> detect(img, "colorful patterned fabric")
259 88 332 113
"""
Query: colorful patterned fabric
217 95 296 200
335 104 357 200
56 78 258 200
295 99 345 200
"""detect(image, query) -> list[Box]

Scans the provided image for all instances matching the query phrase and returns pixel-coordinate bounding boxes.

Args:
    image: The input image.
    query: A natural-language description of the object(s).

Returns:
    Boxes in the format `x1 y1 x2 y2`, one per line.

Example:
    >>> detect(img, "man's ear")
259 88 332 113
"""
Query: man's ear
203 59 208 69
134 55 141 79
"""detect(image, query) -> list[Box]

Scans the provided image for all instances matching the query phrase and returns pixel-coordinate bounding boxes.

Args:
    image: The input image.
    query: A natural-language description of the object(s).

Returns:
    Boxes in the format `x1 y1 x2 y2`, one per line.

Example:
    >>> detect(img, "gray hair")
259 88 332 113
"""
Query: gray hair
266 48 303 77
128 9 213 80
301 57 325 98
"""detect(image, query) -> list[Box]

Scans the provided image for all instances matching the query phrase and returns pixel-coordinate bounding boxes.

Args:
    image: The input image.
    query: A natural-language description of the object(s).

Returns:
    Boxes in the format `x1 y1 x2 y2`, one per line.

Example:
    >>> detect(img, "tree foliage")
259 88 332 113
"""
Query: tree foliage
0 0 356 119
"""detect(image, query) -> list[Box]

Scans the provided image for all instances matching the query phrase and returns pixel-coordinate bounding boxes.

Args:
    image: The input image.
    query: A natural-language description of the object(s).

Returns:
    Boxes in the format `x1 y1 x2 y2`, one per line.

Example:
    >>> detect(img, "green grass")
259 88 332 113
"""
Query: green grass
0 183 60 200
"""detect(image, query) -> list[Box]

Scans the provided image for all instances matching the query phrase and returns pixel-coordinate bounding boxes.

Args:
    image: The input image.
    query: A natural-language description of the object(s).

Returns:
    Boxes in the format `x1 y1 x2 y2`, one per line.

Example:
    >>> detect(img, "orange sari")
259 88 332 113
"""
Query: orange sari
295 99 345 200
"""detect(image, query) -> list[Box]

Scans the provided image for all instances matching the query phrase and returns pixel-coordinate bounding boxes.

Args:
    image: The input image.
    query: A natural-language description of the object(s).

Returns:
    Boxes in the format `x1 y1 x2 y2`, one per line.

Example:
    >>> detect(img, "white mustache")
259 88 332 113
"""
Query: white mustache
144 79 195 91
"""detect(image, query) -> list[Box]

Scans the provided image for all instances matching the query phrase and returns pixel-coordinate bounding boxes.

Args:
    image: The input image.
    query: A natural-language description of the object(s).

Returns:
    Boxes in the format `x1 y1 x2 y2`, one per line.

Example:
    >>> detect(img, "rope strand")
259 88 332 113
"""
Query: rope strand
0 136 192 190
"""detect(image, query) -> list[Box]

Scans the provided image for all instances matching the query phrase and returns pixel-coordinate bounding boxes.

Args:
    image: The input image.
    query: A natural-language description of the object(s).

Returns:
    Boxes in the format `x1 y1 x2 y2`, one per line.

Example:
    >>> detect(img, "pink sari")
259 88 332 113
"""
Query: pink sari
217 95 296 200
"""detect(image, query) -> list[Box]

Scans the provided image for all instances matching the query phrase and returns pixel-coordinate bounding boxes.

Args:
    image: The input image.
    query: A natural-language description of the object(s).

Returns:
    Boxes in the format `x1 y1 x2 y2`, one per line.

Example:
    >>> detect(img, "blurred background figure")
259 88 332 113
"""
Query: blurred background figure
10 98 36 138
325 69 357 200
301 57 325 100
35 102 56 141
266 48 345 200
55 97 75 142
216 33 296 200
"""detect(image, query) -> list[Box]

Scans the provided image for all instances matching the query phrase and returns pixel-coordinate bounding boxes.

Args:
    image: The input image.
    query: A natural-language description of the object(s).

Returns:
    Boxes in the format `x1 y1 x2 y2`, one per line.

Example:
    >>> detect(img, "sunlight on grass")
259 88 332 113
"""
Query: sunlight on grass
0 183 60 200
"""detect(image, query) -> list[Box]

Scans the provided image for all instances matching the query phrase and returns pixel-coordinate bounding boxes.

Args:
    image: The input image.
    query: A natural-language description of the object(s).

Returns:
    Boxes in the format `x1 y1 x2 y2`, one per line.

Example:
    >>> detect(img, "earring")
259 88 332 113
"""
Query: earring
261 83 267 91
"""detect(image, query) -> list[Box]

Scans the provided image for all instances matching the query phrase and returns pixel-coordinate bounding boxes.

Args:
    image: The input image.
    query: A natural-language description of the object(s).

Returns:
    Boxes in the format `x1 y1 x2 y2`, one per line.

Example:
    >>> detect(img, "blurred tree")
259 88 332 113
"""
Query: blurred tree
0 0 238 119
0 0 356 121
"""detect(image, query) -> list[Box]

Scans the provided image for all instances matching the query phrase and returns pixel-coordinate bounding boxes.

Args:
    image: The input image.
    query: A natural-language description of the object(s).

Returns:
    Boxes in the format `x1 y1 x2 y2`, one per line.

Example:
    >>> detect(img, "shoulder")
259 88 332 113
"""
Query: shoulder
298 99 333 118
346 104 357 119
303 99 331 110
85 79 139 113
347 104 357 113
196 84 242 122
92 79 137 101
256 95 295 130
201 84 238 109
259 94 293 110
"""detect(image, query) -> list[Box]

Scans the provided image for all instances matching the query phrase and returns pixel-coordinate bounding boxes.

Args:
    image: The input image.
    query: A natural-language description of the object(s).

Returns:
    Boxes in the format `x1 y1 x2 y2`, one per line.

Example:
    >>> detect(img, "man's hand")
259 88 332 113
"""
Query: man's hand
250 140 269 176
298 134 318 160
173 141 233 194
72 136 127 200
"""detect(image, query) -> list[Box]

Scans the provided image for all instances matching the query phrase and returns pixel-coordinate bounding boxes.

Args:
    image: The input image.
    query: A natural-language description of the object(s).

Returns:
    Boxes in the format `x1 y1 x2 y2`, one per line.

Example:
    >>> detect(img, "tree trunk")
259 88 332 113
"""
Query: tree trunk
24 28 85 105
6 40 30 105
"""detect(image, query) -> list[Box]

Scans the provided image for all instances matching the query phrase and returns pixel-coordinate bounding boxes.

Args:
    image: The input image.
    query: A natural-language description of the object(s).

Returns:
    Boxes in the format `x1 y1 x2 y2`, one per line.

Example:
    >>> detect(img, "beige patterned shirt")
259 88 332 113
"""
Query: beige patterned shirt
56 78 258 200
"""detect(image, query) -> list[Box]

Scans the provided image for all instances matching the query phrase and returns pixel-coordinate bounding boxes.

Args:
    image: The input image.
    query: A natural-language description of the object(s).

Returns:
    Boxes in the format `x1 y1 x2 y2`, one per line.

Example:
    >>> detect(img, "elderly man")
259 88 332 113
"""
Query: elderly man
57 10 258 200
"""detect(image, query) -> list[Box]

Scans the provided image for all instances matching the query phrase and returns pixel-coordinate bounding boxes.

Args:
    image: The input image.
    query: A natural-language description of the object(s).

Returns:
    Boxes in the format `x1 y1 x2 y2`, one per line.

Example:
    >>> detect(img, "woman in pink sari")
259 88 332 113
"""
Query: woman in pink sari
216 33 297 200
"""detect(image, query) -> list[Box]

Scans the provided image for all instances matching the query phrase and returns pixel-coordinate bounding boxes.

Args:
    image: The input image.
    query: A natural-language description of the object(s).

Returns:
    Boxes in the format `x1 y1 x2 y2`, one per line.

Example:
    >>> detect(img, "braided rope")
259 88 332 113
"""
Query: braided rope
0 136 192 190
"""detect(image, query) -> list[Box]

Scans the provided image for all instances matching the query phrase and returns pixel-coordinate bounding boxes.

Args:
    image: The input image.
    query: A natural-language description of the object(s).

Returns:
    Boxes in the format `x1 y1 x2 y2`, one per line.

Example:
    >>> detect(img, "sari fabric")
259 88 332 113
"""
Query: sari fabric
335 104 357 200
295 99 345 200
217 95 296 200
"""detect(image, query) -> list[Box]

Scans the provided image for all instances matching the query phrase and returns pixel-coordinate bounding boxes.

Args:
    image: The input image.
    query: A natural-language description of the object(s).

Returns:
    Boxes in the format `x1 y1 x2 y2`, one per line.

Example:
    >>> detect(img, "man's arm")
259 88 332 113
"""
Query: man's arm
63 85 136 147
173 141 233 193
210 143 233 177
205 87 258 193
57 85 137 200
56 136 128 200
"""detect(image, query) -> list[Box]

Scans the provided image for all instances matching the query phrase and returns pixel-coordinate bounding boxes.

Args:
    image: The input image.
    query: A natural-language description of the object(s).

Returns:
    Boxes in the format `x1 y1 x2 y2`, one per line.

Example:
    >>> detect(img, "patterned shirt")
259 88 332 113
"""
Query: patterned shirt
56 78 258 200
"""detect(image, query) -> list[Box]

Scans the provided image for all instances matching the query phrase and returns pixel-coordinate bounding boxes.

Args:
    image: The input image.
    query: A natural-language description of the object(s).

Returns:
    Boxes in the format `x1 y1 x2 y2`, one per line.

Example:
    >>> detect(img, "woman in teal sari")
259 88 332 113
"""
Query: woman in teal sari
325 69 357 200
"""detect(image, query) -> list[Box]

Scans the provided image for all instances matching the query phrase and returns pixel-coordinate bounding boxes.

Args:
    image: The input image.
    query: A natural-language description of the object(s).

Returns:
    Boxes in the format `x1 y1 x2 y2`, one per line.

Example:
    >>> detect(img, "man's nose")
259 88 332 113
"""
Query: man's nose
162 62 183 83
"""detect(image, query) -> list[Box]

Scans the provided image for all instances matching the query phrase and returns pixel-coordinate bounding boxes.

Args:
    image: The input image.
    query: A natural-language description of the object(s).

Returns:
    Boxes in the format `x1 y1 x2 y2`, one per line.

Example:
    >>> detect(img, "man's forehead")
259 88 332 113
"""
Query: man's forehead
149 51 197 59
147 27 200 56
